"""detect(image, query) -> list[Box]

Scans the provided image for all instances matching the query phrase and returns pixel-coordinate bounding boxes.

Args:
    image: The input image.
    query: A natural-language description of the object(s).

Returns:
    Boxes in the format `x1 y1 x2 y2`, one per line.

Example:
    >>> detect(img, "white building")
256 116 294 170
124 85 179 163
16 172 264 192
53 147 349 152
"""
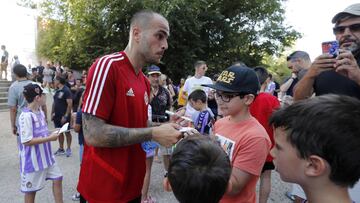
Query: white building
0 0 38 78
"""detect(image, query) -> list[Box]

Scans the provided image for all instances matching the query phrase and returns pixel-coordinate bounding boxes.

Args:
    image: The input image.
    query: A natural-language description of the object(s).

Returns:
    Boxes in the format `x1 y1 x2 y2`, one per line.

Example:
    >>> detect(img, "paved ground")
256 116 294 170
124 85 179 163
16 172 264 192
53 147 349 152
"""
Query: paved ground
0 94 293 203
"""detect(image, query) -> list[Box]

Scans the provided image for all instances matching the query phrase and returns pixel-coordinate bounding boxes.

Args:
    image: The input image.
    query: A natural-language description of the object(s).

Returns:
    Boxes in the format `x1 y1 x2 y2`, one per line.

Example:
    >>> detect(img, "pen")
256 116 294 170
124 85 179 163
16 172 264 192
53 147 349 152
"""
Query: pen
165 110 193 122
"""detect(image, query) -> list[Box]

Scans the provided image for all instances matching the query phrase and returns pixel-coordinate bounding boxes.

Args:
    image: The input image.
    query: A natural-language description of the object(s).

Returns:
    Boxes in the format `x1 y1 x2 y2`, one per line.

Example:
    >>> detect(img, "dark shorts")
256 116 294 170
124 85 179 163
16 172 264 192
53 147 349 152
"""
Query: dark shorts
261 161 275 173
53 117 71 128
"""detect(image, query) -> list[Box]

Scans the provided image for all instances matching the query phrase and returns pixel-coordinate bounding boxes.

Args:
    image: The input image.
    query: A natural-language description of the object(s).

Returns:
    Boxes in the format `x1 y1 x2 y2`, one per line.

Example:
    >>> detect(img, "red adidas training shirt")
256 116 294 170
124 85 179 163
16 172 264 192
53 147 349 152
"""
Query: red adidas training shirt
78 51 150 203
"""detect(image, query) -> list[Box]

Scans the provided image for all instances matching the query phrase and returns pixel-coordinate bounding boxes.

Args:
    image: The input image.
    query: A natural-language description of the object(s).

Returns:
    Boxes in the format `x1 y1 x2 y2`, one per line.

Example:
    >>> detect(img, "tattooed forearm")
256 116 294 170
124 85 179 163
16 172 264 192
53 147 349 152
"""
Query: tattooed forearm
82 113 153 147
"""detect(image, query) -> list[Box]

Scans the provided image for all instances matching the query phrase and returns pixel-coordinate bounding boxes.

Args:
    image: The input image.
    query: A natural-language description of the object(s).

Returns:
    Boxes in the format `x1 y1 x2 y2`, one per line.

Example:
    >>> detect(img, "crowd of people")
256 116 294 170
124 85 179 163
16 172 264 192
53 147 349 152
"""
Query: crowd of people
4 3 360 203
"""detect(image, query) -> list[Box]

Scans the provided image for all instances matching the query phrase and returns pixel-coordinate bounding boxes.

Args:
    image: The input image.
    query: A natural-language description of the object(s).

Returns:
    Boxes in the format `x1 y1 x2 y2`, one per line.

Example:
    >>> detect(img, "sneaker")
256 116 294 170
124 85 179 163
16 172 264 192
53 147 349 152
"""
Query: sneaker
285 191 295 201
54 148 65 156
66 148 72 157
72 192 80 201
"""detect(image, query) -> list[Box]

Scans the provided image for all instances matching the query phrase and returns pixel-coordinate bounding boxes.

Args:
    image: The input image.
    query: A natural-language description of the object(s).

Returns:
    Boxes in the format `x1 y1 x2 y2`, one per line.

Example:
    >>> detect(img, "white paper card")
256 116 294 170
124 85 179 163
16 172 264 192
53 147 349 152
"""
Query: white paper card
58 122 69 134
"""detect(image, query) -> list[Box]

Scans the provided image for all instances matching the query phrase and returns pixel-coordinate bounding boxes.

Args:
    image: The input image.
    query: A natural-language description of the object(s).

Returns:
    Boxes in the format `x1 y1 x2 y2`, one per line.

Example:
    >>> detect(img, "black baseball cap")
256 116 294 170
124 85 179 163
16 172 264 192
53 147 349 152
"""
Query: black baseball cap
202 65 260 94
23 83 44 100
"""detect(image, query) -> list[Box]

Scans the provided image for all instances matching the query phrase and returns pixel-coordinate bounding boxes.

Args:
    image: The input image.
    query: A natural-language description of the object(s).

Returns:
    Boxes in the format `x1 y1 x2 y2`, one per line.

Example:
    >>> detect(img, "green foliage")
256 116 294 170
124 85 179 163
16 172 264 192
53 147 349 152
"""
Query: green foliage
36 0 300 83
261 53 291 83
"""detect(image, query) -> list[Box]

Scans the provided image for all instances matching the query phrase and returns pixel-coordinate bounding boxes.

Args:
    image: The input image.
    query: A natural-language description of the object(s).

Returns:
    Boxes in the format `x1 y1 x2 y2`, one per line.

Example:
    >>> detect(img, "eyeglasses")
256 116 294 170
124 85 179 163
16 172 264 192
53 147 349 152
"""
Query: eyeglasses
333 23 360 35
214 91 245 103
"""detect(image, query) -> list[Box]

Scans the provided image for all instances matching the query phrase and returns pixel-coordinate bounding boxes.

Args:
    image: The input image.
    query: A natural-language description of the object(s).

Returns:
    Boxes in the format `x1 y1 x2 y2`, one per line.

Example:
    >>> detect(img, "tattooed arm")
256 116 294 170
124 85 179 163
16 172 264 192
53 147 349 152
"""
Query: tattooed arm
82 113 182 148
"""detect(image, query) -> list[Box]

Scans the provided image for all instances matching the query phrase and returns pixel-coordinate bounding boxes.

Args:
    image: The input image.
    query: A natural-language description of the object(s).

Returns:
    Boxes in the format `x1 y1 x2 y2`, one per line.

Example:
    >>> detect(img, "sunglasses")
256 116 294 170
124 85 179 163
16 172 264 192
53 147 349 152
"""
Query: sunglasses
333 23 360 34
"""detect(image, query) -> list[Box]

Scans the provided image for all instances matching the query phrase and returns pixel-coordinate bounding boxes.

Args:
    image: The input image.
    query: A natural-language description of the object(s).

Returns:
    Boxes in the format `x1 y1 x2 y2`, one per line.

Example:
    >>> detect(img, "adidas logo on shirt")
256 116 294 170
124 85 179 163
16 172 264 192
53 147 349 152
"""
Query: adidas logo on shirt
126 88 135 97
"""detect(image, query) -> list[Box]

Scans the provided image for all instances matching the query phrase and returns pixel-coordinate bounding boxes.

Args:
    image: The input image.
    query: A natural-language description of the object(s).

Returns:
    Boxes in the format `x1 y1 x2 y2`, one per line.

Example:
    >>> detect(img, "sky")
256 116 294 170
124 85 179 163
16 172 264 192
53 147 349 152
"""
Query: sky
284 0 359 60
0 0 359 66
0 0 37 67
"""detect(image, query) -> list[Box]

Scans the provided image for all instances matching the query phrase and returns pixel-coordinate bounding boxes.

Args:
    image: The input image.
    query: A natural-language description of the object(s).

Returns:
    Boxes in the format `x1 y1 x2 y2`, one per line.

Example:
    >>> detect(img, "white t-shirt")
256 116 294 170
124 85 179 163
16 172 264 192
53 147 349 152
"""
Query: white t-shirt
183 76 213 96
183 76 213 117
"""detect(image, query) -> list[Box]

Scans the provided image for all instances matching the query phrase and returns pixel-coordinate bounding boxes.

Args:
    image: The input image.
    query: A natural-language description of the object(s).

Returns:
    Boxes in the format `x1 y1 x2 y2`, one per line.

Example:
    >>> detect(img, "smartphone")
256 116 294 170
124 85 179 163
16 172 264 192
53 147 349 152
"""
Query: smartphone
322 41 339 57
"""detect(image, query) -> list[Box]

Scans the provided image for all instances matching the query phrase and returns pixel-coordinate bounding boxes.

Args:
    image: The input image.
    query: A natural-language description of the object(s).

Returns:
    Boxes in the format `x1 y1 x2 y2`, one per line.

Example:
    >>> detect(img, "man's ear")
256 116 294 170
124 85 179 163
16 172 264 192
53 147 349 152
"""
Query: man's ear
130 25 142 43
304 155 327 177
163 177 172 192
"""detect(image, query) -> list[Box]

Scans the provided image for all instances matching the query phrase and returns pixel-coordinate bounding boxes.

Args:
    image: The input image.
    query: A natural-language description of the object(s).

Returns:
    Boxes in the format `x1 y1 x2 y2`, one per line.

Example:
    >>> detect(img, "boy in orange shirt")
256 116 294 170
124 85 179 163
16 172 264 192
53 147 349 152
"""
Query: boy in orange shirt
203 65 271 203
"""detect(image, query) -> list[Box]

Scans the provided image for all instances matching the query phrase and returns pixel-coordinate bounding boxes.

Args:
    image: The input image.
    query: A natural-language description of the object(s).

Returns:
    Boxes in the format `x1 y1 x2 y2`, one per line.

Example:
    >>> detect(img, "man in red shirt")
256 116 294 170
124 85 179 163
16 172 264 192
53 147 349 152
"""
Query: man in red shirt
78 10 182 203
250 67 280 203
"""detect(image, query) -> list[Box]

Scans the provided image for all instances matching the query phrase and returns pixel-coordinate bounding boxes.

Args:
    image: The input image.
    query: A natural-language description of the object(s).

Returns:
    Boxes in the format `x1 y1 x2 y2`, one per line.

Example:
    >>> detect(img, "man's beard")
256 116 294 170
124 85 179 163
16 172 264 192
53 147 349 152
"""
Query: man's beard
348 42 360 57
340 36 360 58
352 43 360 60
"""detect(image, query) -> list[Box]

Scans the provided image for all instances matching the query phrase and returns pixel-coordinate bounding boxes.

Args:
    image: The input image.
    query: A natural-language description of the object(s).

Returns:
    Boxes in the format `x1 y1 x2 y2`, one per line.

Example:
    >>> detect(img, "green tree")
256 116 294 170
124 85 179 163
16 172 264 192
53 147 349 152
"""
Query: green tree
36 0 300 83
261 53 291 83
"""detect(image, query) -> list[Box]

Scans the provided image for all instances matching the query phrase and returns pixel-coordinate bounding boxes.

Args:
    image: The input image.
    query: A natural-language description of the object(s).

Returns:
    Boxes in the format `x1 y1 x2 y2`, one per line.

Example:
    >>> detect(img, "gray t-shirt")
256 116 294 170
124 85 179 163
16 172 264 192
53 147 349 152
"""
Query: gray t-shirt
7 80 33 127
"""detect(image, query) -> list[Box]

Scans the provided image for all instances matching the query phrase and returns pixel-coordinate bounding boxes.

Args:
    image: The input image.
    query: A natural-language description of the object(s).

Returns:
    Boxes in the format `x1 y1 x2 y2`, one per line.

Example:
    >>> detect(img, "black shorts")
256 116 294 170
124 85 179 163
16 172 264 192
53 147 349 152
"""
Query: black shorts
261 161 275 173
53 117 71 128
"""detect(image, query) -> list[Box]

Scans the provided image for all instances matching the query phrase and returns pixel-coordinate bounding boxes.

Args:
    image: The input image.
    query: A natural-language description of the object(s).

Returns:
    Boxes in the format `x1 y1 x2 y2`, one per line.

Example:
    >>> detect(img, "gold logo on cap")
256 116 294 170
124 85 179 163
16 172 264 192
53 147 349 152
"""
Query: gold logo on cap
217 71 235 84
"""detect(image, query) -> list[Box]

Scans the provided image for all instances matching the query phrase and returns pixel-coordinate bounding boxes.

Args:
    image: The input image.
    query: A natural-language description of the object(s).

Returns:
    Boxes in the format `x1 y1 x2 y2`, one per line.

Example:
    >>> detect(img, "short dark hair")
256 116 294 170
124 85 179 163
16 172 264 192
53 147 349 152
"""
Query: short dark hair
269 94 360 187
55 76 66 85
23 83 43 103
168 136 231 203
253 66 269 85
286 51 310 62
194 60 206 69
13 64 28 78
130 10 162 30
188 89 207 103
